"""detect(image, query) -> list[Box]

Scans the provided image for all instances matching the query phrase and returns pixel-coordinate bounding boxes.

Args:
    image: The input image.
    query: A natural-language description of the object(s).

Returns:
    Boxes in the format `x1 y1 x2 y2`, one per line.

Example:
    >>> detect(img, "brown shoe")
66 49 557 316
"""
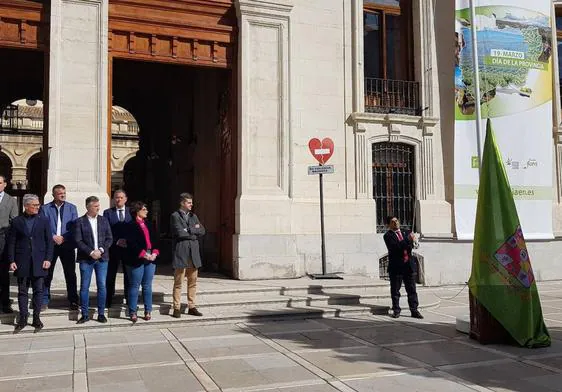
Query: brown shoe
172 309 181 318
187 308 203 317
144 312 151 321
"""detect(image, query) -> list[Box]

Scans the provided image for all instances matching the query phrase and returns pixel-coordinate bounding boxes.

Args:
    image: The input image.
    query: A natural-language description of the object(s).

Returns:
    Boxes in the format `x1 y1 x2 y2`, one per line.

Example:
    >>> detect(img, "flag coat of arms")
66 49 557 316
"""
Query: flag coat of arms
468 119 550 348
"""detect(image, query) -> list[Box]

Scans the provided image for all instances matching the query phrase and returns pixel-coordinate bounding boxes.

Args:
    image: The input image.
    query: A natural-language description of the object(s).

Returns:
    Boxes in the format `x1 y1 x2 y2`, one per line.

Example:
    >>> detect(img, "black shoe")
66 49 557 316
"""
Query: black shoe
77 316 89 324
2 306 14 314
411 310 424 319
31 317 43 329
187 308 203 317
70 302 79 311
97 315 108 323
15 316 27 329
172 309 181 319
391 311 401 319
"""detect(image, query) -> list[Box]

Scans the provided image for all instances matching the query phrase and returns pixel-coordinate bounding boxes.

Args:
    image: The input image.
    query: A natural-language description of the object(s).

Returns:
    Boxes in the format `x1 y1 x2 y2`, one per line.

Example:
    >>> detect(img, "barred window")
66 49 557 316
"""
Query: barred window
372 142 415 233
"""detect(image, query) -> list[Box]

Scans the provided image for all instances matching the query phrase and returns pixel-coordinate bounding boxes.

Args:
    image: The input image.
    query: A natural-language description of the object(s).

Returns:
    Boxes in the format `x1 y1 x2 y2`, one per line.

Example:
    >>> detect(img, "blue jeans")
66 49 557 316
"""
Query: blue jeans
79 260 108 318
126 263 156 314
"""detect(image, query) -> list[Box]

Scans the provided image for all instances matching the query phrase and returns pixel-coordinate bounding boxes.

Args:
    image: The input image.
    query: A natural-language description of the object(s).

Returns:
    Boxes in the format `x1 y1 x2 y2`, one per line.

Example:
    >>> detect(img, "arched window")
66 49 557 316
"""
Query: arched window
372 142 415 232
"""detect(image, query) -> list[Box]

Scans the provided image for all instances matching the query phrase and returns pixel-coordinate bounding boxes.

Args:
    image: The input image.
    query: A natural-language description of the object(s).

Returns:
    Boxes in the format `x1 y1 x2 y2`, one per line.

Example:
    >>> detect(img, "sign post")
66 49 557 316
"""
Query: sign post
307 138 342 280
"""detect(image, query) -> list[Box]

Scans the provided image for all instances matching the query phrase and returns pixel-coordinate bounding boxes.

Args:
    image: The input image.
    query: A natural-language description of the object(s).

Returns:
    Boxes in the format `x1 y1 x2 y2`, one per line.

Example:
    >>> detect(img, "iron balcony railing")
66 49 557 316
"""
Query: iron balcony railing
365 78 420 116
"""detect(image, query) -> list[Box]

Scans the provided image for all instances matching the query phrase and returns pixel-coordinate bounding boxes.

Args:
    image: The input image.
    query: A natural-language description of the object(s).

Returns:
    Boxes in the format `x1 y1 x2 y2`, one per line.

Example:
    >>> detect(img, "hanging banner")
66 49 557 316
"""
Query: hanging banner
454 0 554 240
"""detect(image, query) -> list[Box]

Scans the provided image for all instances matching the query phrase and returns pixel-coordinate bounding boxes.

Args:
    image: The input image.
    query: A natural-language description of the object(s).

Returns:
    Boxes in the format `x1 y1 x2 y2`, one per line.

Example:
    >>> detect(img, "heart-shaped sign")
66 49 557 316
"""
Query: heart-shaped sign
308 138 334 165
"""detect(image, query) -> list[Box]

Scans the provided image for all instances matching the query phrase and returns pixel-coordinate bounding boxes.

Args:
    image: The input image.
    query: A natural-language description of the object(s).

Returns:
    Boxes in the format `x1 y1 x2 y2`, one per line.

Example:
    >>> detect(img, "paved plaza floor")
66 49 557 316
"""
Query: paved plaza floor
3 282 562 391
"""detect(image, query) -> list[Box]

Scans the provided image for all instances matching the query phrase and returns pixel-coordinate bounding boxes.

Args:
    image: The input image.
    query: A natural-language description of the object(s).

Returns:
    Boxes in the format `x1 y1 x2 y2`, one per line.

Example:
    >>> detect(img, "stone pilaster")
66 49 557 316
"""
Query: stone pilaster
234 0 295 279
47 0 109 213
411 0 452 237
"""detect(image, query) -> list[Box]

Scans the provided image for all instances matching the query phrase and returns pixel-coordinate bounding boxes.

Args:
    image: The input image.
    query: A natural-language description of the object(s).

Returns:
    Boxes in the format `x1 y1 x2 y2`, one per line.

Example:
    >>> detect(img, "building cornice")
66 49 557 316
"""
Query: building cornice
349 112 440 128
236 0 293 18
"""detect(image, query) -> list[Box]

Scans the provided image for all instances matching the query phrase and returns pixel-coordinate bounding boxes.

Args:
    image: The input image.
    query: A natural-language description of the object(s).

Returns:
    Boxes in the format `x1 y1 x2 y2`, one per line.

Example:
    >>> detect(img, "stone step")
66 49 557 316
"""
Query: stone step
0 296 441 336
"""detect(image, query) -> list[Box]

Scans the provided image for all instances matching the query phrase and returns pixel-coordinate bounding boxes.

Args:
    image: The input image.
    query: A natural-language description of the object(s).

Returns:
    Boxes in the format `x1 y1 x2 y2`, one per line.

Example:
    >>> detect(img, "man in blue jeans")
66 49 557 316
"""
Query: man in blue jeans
40 184 79 310
73 196 113 323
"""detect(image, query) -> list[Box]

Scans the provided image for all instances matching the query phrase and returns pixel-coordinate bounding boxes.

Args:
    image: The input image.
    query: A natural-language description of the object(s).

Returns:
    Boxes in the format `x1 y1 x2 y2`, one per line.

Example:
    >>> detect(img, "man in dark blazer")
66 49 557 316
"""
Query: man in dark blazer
40 184 79 310
383 215 423 319
0 174 18 313
170 193 205 318
7 194 53 330
73 196 113 324
102 189 131 307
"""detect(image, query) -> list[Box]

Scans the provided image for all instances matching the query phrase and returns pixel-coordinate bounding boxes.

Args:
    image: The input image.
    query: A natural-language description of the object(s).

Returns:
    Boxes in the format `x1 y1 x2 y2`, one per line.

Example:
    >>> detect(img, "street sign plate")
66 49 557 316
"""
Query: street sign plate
308 165 334 175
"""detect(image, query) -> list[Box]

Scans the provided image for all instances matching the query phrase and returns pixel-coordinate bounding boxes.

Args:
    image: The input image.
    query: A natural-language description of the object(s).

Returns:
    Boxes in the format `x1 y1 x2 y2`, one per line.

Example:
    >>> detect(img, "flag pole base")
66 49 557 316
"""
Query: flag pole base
456 315 470 334
469 291 512 345
309 273 343 280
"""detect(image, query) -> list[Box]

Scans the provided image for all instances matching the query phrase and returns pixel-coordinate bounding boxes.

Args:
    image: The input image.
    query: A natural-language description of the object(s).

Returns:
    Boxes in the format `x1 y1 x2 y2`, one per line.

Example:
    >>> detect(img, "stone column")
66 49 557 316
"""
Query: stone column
413 0 452 237
10 167 27 190
47 0 110 213
234 0 295 279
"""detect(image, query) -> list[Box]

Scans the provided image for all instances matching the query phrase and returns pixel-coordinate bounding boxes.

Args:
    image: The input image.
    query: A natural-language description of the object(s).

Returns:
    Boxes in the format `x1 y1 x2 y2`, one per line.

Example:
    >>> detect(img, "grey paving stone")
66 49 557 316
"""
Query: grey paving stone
344 370 478 392
86 345 135 369
87 342 180 369
84 329 167 346
530 355 562 371
299 346 420 377
485 339 562 359
271 330 366 351
181 335 277 359
5 349 74 378
445 359 557 392
390 340 505 367
170 324 249 340
199 353 319 389
0 374 73 392
345 324 444 345
312 316 391 330
88 365 205 392
29 334 76 351
0 337 32 354
252 385 339 392
246 319 329 334
390 312 463 338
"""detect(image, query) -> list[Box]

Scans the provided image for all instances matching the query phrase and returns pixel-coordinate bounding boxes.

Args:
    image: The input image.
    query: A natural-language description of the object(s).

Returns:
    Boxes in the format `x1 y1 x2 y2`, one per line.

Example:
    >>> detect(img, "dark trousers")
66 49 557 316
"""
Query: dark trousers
18 276 44 318
389 271 419 313
0 231 10 307
106 246 129 307
43 244 79 305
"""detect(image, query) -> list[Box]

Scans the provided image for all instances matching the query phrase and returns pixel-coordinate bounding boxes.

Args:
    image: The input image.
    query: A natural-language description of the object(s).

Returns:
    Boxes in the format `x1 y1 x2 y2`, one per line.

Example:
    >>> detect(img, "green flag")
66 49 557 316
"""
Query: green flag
469 118 550 348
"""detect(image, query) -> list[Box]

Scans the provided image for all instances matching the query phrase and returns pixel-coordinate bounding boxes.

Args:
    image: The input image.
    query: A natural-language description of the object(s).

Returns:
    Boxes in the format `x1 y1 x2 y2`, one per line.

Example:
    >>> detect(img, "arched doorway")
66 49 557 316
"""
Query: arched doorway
372 142 416 232
27 152 44 201
110 105 140 194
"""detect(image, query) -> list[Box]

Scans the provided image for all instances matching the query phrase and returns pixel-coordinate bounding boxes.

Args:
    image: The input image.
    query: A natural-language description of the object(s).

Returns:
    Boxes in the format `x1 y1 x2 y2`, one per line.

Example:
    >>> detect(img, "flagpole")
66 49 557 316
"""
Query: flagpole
469 0 484 170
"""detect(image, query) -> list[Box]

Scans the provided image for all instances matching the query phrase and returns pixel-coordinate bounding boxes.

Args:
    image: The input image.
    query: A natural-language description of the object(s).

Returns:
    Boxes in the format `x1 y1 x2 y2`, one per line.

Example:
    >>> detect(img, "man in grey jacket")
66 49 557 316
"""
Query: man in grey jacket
170 193 205 318
0 175 18 313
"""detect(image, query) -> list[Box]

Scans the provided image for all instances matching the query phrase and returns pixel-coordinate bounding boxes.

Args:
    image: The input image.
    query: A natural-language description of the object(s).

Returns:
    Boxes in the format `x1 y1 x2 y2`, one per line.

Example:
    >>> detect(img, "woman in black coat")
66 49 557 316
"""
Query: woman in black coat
124 201 159 322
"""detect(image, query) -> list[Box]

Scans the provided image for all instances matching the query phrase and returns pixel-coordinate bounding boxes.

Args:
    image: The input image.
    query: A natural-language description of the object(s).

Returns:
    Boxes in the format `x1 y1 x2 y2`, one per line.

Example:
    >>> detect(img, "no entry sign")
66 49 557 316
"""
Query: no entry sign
308 138 334 165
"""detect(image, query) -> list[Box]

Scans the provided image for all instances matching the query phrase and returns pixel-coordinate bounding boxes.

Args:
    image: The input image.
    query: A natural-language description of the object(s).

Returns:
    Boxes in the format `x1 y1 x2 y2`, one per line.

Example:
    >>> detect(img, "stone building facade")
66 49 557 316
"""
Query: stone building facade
2 0 562 283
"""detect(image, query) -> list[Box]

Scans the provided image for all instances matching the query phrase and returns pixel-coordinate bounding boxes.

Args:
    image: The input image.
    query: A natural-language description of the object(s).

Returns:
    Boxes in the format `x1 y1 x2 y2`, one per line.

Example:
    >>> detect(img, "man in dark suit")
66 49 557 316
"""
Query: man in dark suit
40 184 79 310
103 189 131 307
0 174 18 313
383 215 423 319
73 196 113 324
170 193 205 318
7 194 53 330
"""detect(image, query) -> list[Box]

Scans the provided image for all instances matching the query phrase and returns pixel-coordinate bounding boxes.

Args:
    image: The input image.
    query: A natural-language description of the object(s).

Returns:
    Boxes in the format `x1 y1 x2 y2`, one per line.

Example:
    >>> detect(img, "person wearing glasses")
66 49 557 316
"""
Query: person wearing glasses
124 201 159 323
7 194 53 330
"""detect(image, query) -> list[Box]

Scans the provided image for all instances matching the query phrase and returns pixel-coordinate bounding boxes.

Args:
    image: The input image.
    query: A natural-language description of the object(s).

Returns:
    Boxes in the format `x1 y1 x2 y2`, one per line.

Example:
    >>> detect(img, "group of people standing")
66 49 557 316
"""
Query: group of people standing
0 176 206 330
